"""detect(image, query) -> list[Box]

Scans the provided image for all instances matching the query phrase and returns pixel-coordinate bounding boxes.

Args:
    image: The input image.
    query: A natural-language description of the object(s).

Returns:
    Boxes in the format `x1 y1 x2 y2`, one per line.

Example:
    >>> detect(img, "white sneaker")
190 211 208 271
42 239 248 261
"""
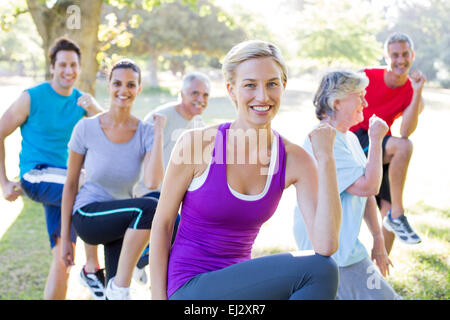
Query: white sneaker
133 266 148 285
105 277 131 300
383 211 421 244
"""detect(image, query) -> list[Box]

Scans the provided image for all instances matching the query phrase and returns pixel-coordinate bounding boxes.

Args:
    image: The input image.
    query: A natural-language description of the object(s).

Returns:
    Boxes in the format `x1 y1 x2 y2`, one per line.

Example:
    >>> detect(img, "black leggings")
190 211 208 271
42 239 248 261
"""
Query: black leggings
72 197 158 283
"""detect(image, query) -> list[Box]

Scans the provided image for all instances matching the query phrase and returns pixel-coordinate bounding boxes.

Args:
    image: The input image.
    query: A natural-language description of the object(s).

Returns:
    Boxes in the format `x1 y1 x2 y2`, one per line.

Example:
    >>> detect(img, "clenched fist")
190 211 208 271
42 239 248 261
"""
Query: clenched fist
1 180 22 202
410 70 426 92
77 93 95 111
368 115 388 141
152 113 167 134
309 122 336 161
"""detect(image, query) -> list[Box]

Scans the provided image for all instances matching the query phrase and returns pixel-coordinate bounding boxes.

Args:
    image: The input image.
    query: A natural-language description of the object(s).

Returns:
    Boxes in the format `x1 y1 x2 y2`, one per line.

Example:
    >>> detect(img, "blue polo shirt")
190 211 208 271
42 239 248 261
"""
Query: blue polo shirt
19 82 86 177
293 129 369 267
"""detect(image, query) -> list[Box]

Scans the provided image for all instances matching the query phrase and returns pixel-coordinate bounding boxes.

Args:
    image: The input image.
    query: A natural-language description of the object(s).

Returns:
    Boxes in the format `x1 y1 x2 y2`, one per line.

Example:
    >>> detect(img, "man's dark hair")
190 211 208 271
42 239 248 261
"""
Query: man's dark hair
48 37 81 66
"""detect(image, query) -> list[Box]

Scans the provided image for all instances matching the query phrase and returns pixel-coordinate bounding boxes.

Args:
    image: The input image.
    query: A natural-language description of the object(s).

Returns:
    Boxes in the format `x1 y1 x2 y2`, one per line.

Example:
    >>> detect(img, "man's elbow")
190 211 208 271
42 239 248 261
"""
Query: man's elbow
145 181 159 190
313 240 339 257
145 177 162 190
363 185 381 197
314 245 338 257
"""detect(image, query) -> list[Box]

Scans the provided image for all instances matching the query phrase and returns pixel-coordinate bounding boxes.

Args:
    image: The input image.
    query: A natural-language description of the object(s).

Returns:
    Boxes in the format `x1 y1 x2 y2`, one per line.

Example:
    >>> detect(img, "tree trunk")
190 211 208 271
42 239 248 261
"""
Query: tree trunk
147 54 160 88
26 0 103 95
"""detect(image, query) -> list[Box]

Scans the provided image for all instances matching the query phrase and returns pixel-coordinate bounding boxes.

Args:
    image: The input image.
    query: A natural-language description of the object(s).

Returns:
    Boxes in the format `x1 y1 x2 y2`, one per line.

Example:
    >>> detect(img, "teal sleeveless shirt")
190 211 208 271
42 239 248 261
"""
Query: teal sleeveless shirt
19 82 86 177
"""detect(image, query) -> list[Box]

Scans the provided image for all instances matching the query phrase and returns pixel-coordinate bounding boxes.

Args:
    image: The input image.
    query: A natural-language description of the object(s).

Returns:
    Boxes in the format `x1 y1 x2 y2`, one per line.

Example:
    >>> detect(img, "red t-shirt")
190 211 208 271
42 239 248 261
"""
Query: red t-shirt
350 68 413 135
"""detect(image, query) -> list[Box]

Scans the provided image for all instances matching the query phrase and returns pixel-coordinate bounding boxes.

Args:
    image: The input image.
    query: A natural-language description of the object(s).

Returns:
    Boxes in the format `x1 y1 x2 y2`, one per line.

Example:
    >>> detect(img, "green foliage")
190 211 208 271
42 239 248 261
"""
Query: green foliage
0 2 44 76
103 0 246 60
0 0 28 32
295 0 385 68
96 0 246 84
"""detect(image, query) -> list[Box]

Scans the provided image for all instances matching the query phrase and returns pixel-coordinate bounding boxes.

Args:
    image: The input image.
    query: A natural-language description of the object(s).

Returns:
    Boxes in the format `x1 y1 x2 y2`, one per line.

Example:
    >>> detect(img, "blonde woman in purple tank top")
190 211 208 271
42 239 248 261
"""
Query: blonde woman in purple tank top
150 40 342 300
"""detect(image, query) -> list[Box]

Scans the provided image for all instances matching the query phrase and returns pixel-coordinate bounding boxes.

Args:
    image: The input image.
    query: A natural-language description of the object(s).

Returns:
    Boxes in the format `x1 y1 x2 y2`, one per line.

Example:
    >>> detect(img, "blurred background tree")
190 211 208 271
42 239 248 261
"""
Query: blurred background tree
294 0 385 68
1 0 449 91
100 0 246 87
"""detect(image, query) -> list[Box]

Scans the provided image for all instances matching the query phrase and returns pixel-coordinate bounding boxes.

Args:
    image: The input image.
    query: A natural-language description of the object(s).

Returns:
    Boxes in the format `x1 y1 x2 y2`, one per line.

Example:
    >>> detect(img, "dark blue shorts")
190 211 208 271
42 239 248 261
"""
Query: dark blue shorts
72 197 158 282
353 129 392 207
20 164 77 249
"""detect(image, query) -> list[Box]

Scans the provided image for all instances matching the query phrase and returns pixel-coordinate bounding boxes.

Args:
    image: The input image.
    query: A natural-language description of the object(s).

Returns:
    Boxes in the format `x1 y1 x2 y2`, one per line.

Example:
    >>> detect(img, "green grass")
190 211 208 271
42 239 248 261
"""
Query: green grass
0 197 51 299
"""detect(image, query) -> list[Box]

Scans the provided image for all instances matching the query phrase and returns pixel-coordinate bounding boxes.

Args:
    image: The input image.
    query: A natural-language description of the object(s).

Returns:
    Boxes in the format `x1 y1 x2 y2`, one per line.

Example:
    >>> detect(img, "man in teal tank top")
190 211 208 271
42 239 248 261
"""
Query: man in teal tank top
0 37 103 299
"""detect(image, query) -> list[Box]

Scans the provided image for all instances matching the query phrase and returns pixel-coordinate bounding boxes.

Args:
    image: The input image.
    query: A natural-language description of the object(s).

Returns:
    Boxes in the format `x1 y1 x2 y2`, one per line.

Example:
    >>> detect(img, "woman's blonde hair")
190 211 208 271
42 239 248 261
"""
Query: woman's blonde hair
221 40 288 85
313 70 369 120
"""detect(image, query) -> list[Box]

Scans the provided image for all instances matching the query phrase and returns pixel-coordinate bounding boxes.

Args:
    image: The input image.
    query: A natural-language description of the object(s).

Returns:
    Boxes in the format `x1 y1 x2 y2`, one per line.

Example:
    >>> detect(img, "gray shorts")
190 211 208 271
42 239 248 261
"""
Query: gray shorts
337 257 402 300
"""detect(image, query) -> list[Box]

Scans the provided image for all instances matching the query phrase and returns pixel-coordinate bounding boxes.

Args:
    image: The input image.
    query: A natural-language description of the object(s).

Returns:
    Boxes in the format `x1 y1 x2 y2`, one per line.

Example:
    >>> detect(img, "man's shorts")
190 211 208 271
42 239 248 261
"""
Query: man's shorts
353 129 392 208
20 164 77 249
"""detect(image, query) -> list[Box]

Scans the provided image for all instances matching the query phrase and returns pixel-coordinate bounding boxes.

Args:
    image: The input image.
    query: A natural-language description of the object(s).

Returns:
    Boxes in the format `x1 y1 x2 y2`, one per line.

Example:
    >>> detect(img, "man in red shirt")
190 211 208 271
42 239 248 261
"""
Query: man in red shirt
351 33 425 254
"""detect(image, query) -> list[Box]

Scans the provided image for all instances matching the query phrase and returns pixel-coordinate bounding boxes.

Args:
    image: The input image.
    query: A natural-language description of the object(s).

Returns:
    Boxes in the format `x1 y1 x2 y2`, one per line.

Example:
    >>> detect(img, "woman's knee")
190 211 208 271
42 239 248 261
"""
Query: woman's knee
141 197 158 215
311 254 339 283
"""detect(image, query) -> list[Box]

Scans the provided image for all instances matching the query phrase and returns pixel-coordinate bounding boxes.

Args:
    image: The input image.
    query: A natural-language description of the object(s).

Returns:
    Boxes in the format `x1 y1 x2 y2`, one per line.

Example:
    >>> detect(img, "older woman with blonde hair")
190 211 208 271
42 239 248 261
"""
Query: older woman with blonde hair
293 70 402 299
149 40 342 300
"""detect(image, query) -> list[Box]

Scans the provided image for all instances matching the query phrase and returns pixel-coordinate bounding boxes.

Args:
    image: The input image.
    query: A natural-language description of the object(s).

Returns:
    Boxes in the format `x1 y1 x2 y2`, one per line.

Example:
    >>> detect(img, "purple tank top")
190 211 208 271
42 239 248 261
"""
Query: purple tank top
166 122 286 297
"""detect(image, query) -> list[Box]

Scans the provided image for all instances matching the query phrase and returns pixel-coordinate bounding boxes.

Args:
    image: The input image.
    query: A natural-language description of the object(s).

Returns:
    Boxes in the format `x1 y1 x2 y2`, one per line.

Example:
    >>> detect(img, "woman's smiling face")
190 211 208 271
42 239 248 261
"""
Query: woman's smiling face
227 57 286 127
108 67 141 109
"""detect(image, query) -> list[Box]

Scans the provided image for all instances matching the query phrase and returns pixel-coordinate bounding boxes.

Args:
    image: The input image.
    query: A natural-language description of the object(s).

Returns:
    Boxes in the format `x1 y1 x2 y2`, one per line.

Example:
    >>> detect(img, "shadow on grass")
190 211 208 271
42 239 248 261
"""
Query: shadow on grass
0 197 51 300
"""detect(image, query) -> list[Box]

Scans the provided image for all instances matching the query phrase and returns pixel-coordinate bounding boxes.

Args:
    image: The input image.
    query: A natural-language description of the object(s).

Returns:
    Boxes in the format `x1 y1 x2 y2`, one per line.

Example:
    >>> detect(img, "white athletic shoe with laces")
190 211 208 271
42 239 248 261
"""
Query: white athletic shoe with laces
105 277 131 300
383 211 421 244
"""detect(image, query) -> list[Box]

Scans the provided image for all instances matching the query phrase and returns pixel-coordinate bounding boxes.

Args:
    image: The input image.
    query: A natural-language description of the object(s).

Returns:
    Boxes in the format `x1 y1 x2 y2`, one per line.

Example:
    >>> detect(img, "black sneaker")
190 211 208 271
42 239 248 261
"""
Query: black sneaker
383 211 422 244
79 267 106 300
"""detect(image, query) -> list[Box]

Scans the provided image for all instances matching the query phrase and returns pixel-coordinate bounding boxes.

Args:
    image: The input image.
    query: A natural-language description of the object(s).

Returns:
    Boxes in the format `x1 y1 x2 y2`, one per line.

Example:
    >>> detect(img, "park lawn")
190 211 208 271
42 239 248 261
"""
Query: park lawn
0 197 51 299
0 198 448 300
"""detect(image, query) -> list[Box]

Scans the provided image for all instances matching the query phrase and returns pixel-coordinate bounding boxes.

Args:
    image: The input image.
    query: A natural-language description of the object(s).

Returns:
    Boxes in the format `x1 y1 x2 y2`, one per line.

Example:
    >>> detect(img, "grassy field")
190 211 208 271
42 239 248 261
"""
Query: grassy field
0 75 449 300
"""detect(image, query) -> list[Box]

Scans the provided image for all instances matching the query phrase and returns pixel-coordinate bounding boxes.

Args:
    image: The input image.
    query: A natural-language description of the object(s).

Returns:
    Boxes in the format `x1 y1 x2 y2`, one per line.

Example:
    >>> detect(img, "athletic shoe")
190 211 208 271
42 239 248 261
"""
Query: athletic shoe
133 266 148 285
105 277 131 300
383 211 422 244
137 245 149 269
79 267 106 300
133 245 149 285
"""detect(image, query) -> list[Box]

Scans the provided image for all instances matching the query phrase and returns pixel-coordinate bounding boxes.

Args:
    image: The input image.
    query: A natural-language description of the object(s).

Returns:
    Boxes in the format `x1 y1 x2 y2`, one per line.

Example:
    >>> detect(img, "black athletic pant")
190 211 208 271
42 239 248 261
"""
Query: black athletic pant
72 197 158 283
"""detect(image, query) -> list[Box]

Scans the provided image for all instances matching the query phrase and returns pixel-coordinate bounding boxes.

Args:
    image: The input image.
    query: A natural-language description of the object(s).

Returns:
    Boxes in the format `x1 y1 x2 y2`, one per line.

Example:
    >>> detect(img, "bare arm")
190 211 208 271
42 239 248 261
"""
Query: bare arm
149 131 197 299
400 70 426 138
291 123 341 256
363 196 393 276
61 150 85 267
143 114 166 190
347 115 388 196
0 91 30 201
77 93 104 117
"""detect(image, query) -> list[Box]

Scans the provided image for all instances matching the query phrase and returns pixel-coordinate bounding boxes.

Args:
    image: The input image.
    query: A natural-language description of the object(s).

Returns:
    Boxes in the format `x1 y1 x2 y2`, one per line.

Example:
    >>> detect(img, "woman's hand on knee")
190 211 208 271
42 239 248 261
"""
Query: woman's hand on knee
61 239 75 268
